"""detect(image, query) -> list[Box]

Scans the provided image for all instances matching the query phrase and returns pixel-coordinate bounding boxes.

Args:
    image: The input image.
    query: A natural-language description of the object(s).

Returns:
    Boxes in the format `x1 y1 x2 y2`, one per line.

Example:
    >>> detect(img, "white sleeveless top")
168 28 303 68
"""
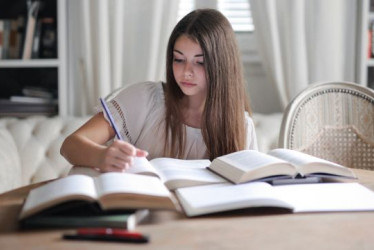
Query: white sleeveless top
101 81 258 160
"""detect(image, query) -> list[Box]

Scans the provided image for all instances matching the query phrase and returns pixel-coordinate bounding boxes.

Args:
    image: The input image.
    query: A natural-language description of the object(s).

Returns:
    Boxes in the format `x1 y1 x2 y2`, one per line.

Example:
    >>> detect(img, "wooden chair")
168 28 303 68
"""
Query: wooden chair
279 81 374 170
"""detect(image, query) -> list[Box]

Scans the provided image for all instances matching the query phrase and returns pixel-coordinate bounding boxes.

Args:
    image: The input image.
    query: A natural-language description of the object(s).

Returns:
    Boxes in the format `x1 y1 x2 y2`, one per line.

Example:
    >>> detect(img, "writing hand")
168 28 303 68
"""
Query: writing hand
98 140 148 172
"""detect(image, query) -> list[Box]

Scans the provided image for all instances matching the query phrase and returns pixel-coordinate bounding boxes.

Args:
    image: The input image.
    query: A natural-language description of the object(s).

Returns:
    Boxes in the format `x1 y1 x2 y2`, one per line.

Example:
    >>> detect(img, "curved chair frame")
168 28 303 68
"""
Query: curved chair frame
279 81 374 169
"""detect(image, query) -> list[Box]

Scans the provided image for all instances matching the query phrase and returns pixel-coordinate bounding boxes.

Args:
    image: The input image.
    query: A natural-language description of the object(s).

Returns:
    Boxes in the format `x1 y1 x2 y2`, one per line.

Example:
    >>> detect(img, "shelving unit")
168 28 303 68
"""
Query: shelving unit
0 0 67 117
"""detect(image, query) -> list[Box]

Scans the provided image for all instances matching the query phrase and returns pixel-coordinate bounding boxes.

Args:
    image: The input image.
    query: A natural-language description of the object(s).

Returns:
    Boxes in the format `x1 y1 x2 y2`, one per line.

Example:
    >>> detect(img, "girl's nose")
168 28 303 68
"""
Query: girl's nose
184 62 193 78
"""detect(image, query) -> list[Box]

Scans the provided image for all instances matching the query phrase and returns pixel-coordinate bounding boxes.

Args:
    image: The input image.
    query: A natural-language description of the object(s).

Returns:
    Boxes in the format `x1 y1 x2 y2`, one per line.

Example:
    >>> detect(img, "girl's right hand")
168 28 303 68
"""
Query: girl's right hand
98 140 148 172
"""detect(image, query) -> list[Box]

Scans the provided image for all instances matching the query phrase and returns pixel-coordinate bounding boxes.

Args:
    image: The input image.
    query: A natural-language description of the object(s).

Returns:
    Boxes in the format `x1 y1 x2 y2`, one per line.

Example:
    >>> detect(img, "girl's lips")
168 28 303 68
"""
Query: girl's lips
181 81 196 87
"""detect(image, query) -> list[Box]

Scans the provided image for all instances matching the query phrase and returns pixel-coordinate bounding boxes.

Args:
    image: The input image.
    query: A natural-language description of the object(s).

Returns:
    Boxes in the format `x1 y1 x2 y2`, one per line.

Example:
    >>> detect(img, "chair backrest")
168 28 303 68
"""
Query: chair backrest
279 81 374 170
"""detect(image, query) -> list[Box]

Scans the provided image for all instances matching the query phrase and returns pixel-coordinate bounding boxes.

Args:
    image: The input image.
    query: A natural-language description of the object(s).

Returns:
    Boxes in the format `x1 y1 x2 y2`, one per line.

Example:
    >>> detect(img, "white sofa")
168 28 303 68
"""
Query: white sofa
0 113 283 194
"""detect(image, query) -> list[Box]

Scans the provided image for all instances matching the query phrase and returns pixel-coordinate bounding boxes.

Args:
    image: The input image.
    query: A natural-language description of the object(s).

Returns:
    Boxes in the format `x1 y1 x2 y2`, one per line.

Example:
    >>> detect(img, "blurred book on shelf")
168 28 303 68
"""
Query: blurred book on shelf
0 0 57 60
22 0 43 59
2 19 10 59
0 20 3 58
0 0 61 118
368 68 374 90
39 17 56 58
0 16 26 59
10 95 57 104
0 98 57 117
22 86 55 98
370 0 374 12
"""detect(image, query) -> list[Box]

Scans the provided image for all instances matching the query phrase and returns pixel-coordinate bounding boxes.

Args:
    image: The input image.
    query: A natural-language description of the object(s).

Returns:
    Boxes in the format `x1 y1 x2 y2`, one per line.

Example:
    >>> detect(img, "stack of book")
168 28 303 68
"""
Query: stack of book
0 86 57 117
0 99 57 117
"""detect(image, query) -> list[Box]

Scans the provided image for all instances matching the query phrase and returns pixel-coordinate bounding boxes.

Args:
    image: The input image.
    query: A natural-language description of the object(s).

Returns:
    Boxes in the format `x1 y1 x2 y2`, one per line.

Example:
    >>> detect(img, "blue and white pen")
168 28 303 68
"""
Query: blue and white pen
100 98 123 140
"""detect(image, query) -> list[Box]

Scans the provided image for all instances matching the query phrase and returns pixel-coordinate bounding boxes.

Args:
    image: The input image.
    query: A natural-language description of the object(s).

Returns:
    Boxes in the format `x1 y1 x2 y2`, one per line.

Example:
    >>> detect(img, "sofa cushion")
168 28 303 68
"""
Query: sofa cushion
0 127 22 193
0 116 89 188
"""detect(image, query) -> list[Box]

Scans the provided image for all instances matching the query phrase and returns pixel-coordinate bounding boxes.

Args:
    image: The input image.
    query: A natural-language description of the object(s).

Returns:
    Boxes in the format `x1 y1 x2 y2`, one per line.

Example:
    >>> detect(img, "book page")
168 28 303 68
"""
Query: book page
268 149 355 177
125 157 159 177
218 150 289 172
274 183 374 213
95 173 171 198
69 158 159 178
268 148 332 166
19 175 98 220
176 182 294 217
149 158 225 190
94 173 176 210
151 158 211 171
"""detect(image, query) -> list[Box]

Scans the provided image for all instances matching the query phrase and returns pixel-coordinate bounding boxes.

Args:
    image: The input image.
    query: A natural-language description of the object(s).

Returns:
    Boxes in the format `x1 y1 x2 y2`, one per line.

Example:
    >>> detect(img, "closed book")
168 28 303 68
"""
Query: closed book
20 209 149 230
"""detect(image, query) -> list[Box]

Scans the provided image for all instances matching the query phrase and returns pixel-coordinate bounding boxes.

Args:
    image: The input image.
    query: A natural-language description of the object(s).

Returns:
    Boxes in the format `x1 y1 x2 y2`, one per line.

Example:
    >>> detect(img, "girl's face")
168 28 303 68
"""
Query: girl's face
172 35 207 100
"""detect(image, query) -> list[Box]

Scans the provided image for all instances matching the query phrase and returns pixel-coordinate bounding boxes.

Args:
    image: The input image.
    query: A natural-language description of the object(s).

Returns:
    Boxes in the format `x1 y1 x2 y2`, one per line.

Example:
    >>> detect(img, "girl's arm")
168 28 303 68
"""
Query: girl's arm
60 112 148 172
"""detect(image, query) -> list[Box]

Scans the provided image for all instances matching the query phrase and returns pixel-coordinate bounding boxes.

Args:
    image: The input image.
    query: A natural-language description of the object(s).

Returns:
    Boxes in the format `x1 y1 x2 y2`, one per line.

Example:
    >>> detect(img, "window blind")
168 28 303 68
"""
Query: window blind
178 0 254 32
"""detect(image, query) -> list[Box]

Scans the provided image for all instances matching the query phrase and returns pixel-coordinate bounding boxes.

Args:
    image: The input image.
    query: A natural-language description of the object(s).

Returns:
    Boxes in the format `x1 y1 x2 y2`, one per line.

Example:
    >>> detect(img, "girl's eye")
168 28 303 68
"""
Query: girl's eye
173 58 184 63
197 61 204 66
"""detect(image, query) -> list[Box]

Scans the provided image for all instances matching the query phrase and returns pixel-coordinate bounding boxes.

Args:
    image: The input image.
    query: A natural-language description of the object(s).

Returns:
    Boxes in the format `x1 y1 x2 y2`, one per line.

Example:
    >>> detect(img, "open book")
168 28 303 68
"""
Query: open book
208 148 356 184
71 157 226 190
176 182 374 217
19 173 177 221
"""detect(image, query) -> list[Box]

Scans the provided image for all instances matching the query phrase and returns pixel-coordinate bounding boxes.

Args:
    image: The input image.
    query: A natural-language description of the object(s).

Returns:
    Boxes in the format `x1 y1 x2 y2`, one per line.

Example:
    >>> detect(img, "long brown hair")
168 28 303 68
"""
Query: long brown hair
164 9 251 160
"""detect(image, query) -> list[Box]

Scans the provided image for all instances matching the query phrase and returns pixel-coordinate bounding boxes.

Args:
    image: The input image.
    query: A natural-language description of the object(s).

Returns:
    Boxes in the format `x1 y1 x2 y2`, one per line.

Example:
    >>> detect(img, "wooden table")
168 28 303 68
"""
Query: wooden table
1 169 374 249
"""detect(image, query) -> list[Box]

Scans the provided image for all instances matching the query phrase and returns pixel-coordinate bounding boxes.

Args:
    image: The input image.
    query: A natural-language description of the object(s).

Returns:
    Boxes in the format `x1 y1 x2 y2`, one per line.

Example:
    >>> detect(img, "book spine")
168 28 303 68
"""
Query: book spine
23 1 41 60
371 21 374 58
369 24 373 59
9 19 19 59
39 18 57 59
0 20 3 59
2 19 10 59
31 19 42 59
16 16 25 59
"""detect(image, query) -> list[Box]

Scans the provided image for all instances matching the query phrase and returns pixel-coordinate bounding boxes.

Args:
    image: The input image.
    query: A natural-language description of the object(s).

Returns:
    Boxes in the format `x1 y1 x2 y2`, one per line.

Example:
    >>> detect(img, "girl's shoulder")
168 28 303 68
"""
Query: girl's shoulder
115 81 164 99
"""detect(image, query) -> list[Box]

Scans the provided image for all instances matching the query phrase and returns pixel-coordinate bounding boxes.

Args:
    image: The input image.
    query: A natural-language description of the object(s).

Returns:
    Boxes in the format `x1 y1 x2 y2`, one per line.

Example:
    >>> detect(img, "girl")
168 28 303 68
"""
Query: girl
60 9 258 172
